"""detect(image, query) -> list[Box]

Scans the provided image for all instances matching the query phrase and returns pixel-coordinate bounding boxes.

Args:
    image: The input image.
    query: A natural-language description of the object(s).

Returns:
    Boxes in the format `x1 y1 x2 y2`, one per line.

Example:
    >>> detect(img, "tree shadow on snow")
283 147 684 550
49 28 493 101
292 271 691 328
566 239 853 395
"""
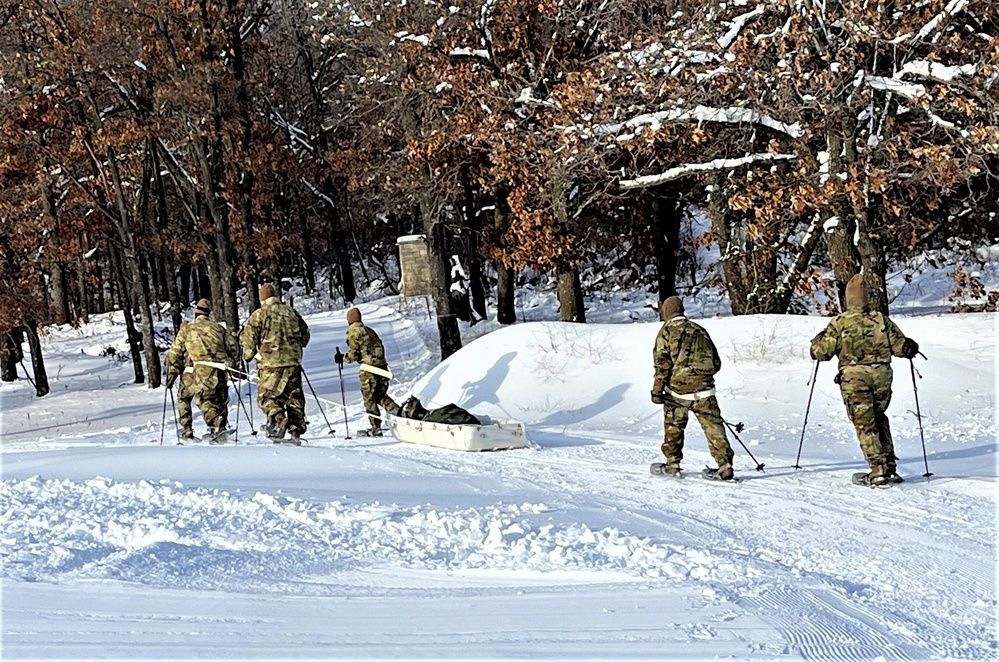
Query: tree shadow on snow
525 430 603 448
535 383 630 427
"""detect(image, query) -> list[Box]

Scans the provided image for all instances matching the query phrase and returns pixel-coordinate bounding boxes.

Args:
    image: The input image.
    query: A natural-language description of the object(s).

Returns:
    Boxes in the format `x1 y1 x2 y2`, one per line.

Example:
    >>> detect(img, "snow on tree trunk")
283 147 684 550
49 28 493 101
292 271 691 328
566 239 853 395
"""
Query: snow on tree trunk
422 202 462 361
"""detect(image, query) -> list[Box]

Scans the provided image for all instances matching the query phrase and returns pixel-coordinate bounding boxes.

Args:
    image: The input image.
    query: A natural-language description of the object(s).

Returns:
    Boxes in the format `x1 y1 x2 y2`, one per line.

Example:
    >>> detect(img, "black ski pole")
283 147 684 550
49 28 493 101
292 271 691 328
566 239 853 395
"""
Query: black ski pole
18 358 37 392
910 358 933 481
243 360 255 431
794 360 820 469
159 380 169 446
336 347 351 439
721 419 765 471
232 377 240 445
230 374 257 435
168 385 182 443
301 366 335 435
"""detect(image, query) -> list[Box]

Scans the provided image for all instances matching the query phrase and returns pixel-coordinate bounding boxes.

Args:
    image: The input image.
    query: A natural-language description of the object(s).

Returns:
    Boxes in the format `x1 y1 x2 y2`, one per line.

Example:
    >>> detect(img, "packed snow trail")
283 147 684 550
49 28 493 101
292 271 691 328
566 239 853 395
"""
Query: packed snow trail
1 304 995 659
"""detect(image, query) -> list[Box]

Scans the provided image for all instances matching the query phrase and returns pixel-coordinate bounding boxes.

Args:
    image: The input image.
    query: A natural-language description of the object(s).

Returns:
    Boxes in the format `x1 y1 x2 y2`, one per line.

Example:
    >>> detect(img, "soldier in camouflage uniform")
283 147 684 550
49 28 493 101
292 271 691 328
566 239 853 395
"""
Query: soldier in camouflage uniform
651 296 736 480
165 299 238 443
335 307 400 436
240 283 311 442
810 274 919 485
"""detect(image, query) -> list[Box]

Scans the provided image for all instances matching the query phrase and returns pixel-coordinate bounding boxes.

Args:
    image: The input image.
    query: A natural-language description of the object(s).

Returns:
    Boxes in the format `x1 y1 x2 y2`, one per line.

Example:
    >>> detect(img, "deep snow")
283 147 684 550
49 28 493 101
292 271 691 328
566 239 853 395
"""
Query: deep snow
1 297 996 661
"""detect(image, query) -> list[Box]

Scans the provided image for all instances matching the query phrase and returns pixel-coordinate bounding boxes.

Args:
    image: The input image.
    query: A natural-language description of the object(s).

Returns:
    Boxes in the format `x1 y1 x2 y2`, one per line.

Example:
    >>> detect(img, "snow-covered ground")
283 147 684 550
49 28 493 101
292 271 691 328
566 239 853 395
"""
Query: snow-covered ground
1 295 996 661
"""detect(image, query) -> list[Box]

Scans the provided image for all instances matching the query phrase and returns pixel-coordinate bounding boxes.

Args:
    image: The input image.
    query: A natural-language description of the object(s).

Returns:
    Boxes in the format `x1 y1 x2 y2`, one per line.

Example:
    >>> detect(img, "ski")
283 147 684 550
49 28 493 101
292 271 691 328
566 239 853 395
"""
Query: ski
272 438 304 446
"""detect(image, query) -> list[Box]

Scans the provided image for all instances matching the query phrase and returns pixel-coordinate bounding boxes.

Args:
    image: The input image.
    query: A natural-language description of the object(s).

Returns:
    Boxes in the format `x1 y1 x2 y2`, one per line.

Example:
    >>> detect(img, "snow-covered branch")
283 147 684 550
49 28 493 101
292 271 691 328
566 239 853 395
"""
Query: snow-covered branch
718 6 764 49
449 47 491 60
897 60 977 83
910 0 969 45
619 153 797 190
866 75 927 100
594 105 805 139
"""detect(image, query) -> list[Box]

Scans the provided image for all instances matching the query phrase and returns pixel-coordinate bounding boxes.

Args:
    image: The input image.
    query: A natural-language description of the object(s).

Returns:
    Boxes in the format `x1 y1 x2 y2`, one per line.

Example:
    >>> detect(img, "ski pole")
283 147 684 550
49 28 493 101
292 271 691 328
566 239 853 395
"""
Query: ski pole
159 380 169 446
243 360 255 431
18 357 37 392
301 366 335 435
230 374 257 435
335 347 351 439
232 378 240 445
721 418 765 472
168 385 182 443
910 358 933 481
794 360 820 469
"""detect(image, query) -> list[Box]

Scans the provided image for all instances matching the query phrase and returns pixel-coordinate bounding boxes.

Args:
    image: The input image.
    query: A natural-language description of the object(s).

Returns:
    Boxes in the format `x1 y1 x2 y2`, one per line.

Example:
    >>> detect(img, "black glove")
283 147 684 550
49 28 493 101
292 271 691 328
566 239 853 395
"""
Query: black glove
809 347 819 361
166 370 178 388
334 346 344 366
651 391 665 405
901 338 919 359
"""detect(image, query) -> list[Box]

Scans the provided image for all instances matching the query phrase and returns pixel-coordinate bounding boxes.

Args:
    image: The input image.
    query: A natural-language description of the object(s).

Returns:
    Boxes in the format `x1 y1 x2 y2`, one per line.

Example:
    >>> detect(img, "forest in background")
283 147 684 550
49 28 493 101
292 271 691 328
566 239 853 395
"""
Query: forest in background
1 0 997 394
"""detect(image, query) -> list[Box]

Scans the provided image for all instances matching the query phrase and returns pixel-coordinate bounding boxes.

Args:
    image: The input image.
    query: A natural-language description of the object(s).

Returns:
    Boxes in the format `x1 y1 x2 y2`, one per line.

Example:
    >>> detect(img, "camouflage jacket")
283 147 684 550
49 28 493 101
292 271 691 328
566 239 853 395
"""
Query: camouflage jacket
165 316 238 390
653 315 722 395
810 303 909 369
344 322 388 369
240 297 311 369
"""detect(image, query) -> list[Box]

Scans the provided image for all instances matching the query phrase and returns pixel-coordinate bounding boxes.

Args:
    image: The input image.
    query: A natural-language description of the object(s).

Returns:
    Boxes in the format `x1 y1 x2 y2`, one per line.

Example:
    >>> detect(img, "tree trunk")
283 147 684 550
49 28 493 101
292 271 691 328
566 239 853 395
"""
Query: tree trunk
193 136 239 332
23 322 50 397
423 203 462 361
336 182 358 303
110 244 145 384
106 146 161 388
556 262 586 323
708 177 750 315
857 197 890 314
825 108 861 311
96 259 108 314
302 215 317 295
75 258 90 324
50 263 70 325
141 254 162 322
492 198 516 325
205 252 225 321
462 176 487 319
163 251 183 333
650 189 682 302
1 329 23 382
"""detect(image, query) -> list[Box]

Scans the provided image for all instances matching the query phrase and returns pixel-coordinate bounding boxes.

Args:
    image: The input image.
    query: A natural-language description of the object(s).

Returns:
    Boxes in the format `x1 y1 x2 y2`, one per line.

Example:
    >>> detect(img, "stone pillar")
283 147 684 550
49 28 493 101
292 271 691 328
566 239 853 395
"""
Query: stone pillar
397 234 432 297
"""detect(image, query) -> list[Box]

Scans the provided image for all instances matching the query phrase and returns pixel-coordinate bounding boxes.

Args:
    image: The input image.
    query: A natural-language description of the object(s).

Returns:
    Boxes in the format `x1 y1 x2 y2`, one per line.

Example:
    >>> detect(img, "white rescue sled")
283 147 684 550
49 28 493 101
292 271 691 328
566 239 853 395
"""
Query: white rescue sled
385 413 529 452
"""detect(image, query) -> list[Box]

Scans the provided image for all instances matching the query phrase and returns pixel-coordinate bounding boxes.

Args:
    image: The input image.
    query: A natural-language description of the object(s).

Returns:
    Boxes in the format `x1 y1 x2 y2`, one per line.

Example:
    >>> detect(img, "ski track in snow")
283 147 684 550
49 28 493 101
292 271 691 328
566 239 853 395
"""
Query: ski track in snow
371 436 998 661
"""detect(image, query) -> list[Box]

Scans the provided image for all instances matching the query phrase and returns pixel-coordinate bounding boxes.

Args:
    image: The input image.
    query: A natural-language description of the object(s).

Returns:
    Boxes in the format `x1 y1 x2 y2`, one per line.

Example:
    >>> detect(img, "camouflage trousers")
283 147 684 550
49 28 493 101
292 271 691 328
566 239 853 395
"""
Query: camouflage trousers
256 366 307 434
838 364 897 471
661 395 734 469
177 375 229 433
359 371 400 433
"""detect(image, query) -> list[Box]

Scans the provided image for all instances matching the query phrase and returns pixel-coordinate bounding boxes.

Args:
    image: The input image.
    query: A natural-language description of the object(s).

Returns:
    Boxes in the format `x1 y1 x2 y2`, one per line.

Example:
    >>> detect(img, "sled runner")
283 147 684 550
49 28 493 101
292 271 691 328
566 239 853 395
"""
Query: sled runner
385 412 528 452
